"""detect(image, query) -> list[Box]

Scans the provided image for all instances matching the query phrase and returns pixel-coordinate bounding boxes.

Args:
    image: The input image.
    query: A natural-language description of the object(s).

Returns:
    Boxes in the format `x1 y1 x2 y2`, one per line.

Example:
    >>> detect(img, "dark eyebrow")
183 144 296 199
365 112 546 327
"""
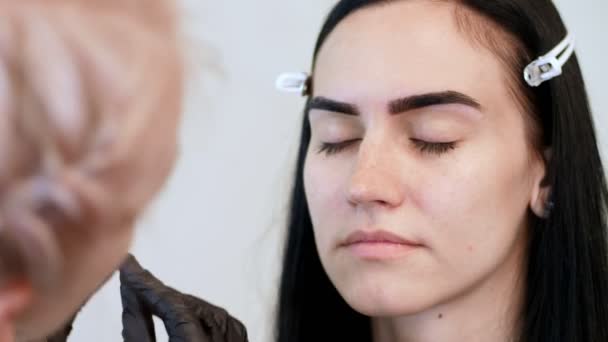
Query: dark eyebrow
308 96 359 116
388 91 481 114
308 91 481 117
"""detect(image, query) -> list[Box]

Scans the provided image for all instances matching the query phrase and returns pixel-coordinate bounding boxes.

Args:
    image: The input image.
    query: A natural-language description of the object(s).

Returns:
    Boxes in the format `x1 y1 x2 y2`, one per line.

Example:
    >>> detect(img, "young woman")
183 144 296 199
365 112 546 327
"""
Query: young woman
276 1 608 341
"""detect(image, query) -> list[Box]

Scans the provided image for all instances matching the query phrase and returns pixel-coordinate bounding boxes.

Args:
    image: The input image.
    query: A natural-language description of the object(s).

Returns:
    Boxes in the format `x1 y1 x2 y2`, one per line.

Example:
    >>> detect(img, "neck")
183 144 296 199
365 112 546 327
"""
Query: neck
372 235 527 342
15 223 134 341
0 317 15 342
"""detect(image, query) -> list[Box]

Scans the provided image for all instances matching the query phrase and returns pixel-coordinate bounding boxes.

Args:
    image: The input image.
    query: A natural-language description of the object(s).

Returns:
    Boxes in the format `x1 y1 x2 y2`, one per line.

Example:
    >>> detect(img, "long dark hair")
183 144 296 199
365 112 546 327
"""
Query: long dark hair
275 1 608 341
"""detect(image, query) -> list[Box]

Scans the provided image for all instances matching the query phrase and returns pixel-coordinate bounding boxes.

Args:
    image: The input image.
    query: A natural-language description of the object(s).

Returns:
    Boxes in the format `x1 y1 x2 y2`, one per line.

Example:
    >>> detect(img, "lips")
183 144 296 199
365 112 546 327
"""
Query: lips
339 230 424 260
341 230 424 247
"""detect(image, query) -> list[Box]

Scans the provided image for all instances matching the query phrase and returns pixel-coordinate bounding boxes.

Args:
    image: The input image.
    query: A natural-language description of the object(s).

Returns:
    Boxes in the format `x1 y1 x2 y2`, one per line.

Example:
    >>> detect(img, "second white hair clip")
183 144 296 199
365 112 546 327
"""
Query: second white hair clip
524 33 575 87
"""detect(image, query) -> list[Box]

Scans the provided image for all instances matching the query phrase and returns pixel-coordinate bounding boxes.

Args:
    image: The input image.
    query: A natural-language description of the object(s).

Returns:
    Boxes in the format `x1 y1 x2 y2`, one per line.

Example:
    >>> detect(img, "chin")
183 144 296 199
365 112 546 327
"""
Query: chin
333 269 437 318
344 289 433 318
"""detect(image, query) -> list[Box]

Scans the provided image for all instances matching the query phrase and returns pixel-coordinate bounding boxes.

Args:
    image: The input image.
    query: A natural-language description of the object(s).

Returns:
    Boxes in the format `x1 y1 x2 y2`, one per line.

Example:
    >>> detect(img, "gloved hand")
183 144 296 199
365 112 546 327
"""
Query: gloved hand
119 254 248 342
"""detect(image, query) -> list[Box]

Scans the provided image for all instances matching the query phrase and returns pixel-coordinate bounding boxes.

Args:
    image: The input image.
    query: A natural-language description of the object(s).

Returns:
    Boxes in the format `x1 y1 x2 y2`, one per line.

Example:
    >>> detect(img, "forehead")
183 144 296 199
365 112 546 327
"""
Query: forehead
313 1 511 108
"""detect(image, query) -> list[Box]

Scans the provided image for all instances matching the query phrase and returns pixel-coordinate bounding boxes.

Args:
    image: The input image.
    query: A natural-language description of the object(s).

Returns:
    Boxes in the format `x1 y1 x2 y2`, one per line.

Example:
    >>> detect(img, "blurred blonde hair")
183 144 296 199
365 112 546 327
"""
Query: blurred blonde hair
0 0 183 292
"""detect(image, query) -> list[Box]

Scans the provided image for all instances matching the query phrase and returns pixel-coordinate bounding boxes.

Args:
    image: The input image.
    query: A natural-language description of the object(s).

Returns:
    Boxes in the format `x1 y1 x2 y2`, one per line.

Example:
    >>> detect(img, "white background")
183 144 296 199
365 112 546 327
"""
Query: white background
71 1 607 341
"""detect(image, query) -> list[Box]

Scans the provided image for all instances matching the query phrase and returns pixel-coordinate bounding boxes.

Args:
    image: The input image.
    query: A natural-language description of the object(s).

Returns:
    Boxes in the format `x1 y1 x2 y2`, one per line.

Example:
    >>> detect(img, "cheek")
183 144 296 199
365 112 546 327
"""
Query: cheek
304 152 350 249
412 134 533 267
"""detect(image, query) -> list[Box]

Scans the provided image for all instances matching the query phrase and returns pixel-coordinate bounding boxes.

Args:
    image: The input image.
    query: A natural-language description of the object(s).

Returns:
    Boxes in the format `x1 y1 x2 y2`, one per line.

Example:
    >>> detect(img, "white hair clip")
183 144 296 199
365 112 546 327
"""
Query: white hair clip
275 72 310 96
524 33 575 87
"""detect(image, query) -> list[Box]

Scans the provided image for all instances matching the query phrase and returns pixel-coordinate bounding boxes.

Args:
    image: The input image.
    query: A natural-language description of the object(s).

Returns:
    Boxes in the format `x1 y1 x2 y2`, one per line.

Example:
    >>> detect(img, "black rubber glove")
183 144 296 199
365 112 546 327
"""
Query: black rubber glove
119 254 248 342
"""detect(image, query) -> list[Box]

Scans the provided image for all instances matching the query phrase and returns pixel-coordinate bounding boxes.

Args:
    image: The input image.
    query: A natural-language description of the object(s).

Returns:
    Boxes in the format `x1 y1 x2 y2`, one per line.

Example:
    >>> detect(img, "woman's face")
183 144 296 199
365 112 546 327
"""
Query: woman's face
304 1 548 317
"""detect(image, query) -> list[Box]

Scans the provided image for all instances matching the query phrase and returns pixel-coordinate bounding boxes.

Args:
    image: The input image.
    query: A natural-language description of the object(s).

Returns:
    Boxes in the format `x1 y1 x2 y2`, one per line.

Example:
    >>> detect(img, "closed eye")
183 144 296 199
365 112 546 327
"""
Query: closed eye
410 139 457 155
317 139 361 156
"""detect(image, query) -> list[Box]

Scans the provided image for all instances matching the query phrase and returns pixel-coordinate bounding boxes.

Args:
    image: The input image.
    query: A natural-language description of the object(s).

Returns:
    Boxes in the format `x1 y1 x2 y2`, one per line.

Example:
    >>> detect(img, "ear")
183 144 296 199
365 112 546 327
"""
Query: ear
529 148 552 218
0 281 32 323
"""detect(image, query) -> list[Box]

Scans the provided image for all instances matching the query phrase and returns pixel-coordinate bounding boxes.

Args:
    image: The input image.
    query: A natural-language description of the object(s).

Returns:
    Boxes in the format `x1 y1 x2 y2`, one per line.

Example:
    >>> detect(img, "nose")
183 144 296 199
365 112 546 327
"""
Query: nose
346 138 404 209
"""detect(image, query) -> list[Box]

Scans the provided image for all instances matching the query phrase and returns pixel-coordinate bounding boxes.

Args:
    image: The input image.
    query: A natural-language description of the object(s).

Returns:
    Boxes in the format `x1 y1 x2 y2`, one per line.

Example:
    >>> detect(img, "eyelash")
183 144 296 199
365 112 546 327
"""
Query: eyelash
317 139 361 155
411 139 457 155
317 139 456 156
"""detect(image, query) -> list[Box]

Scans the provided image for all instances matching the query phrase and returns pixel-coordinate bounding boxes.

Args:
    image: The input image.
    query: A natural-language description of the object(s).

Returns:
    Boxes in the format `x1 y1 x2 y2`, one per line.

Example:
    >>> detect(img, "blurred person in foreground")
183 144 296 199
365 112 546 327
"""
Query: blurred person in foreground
0 0 184 340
